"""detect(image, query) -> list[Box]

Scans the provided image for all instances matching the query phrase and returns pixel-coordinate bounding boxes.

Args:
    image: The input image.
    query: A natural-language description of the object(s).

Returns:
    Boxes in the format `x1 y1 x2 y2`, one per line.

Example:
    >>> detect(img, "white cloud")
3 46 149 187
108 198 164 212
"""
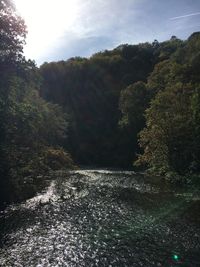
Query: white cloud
15 0 140 64
170 12 200 20
14 0 200 65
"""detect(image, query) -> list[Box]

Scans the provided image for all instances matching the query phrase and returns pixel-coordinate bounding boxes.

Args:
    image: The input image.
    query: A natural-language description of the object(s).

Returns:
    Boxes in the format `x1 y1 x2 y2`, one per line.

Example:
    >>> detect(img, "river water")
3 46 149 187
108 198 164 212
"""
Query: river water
0 170 200 266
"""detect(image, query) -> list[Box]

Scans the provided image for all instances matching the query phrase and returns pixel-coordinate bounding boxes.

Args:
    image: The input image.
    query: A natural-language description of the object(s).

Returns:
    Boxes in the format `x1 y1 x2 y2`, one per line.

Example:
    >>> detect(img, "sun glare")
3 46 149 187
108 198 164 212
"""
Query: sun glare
14 0 79 62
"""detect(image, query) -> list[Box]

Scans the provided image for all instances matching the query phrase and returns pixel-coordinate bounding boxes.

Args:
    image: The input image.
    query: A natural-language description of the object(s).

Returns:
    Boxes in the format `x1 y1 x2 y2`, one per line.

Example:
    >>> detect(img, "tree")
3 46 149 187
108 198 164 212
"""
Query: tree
119 81 148 130
118 81 150 165
0 76 72 203
0 1 74 205
136 82 199 175
39 41 158 167
0 0 26 72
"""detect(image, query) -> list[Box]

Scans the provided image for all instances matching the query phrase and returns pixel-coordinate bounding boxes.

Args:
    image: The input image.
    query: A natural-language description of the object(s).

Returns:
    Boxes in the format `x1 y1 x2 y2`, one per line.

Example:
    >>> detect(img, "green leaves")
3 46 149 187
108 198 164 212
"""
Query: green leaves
0 75 73 203
136 33 200 176
0 0 75 204
0 0 26 72
119 82 148 130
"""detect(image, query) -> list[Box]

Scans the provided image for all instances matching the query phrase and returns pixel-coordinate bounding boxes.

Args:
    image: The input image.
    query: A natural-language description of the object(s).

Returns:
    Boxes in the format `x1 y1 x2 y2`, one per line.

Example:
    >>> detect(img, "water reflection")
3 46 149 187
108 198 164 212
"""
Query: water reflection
0 170 199 266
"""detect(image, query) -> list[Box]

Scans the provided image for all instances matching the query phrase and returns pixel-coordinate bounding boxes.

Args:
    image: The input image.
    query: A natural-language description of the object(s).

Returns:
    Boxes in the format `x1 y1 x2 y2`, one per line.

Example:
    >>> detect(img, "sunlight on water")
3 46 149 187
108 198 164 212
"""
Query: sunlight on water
24 181 58 209
0 170 199 266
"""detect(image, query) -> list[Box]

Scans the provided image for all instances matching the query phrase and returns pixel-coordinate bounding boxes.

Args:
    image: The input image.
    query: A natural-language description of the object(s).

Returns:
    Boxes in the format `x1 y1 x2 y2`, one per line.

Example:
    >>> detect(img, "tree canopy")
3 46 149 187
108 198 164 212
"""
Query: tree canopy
136 33 200 176
1 0 200 206
0 0 74 205
39 32 200 180
0 0 26 72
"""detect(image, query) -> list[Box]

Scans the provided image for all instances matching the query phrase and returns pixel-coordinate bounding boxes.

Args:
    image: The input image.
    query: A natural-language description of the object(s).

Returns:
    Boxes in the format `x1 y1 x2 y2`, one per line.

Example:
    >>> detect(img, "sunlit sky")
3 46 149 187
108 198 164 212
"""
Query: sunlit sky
14 0 200 66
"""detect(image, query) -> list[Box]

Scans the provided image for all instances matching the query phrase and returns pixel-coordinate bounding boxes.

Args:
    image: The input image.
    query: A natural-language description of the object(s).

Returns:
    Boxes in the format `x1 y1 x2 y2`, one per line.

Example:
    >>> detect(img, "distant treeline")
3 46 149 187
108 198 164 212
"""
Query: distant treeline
0 0 200 205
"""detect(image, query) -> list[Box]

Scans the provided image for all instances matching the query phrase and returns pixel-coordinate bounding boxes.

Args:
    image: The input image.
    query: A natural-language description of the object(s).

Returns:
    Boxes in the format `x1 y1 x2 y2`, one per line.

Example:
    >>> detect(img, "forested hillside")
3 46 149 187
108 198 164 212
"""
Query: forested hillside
39 39 175 166
40 33 200 178
1 0 200 206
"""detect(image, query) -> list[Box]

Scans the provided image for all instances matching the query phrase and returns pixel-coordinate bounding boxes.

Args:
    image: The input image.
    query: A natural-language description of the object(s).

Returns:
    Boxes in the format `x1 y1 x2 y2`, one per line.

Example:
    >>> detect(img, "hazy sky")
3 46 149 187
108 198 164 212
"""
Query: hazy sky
14 0 200 65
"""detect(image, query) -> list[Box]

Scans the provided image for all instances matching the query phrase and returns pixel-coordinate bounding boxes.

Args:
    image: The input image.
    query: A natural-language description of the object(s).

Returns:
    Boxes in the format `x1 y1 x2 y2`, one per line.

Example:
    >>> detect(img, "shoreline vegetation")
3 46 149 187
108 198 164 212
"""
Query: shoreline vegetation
0 0 200 206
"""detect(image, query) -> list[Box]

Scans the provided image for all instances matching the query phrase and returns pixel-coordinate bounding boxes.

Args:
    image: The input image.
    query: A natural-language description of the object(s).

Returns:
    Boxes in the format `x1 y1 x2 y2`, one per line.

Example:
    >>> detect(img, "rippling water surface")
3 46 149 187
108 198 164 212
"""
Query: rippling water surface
0 170 200 266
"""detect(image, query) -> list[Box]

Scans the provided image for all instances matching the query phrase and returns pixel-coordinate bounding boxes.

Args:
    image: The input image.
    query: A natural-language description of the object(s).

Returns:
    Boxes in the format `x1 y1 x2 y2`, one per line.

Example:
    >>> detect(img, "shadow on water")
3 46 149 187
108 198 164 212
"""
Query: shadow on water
0 170 200 266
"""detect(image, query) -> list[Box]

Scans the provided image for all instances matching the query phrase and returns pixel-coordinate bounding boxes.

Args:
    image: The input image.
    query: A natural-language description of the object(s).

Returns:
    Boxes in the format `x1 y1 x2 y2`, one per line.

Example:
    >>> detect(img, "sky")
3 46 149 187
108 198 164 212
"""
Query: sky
14 0 200 66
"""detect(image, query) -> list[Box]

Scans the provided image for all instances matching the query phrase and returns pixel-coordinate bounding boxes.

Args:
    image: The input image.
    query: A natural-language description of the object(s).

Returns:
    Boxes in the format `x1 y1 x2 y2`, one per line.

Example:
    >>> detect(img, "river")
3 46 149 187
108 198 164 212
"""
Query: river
0 170 200 266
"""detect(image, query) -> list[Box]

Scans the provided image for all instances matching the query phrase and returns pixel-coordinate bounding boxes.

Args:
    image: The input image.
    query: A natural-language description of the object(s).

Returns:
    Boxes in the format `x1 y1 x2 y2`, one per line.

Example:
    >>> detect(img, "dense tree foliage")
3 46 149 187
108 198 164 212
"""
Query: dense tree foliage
1 0 200 206
136 33 200 176
40 44 158 166
137 83 195 173
119 82 149 163
40 32 200 181
0 0 74 205
0 0 26 73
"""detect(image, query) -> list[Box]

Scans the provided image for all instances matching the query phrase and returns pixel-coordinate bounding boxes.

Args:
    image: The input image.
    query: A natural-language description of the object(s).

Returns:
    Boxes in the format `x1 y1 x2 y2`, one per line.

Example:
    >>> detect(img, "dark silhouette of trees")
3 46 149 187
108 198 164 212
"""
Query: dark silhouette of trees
0 0 74 206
